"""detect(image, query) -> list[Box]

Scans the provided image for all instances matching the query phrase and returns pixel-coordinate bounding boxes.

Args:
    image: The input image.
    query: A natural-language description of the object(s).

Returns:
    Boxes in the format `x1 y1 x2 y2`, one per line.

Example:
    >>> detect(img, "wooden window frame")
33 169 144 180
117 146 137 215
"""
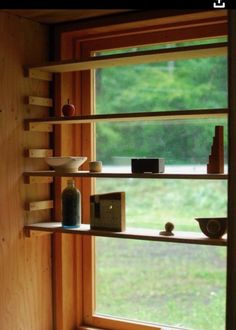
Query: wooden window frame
53 10 229 330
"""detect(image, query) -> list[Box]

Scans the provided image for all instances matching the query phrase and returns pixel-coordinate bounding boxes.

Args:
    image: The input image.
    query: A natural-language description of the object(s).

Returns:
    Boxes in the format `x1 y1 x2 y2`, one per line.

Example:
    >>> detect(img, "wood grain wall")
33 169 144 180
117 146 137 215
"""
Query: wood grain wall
0 12 53 330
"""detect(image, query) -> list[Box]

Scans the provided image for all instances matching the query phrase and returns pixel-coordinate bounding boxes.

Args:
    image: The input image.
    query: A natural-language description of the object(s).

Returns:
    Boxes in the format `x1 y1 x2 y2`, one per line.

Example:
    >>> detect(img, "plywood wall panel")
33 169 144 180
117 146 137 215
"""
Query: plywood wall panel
0 12 53 329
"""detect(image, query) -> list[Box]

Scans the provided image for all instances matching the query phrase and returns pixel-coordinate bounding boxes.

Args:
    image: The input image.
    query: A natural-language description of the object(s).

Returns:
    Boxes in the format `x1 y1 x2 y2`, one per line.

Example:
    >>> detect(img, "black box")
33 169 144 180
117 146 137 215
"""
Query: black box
131 158 165 173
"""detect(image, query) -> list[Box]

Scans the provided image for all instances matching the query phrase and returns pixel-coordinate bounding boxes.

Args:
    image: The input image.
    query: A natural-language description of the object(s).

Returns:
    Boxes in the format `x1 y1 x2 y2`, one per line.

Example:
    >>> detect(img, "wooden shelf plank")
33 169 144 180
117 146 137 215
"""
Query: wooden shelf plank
24 108 228 128
27 42 227 74
23 170 228 180
24 222 227 246
28 96 53 107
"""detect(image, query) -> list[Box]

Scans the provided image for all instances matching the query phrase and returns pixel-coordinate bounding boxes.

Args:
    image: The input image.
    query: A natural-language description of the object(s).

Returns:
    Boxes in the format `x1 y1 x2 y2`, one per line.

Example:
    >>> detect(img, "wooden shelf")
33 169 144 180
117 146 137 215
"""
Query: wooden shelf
24 222 227 246
25 109 228 130
23 170 228 180
27 42 227 75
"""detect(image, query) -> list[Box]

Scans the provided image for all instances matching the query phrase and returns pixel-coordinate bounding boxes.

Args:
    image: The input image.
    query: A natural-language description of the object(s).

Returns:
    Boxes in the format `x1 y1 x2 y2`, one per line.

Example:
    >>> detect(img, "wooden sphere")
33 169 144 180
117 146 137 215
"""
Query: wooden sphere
165 222 174 233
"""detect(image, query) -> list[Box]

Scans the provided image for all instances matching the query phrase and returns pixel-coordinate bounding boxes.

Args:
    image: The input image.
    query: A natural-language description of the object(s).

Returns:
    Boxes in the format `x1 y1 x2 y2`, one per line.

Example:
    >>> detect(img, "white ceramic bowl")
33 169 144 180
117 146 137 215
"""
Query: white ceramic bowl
45 156 87 173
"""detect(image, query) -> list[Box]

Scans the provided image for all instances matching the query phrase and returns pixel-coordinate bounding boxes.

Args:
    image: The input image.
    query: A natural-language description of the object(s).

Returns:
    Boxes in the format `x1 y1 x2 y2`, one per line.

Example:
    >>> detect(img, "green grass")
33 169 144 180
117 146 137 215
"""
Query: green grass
94 178 227 330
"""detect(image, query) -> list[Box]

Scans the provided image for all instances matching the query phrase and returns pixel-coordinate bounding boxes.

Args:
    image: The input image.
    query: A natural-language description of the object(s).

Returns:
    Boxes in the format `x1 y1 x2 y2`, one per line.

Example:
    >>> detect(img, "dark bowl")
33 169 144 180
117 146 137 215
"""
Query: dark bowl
195 217 227 239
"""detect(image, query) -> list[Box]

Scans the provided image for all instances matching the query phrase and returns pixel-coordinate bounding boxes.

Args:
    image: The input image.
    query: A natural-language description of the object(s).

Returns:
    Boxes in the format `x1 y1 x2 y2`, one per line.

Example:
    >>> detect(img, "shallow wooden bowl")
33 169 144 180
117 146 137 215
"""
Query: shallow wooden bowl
195 217 227 239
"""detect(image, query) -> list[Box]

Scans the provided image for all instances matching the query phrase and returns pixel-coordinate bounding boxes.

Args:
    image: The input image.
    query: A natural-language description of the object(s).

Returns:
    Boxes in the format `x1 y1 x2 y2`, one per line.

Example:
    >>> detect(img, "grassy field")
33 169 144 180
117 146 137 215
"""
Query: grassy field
94 177 227 330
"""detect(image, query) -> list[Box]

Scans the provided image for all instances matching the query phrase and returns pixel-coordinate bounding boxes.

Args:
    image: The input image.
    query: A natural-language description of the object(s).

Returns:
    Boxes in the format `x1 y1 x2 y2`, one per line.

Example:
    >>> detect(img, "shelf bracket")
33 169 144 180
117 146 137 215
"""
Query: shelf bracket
27 68 53 81
25 149 53 158
24 176 53 184
24 227 53 238
28 96 53 107
25 200 54 211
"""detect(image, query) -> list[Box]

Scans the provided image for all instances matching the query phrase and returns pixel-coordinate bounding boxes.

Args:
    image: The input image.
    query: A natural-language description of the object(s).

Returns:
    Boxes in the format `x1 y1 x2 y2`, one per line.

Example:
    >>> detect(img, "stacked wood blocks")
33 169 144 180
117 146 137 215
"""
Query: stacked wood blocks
207 126 224 173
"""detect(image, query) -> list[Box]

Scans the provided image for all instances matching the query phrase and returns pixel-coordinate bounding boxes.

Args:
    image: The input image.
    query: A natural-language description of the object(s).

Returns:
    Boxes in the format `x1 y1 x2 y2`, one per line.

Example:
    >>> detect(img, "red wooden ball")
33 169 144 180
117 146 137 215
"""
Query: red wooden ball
62 99 75 117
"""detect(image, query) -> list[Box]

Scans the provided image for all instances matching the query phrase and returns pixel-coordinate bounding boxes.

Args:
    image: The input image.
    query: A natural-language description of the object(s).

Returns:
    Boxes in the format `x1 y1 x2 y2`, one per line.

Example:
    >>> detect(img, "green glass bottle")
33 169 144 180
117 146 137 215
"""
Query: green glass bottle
62 179 81 228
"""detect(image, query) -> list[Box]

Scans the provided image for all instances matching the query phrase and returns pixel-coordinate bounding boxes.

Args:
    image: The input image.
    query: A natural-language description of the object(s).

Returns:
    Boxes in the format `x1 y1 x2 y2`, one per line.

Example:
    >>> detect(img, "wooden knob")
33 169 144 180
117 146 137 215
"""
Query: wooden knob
159 222 174 236
165 222 174 233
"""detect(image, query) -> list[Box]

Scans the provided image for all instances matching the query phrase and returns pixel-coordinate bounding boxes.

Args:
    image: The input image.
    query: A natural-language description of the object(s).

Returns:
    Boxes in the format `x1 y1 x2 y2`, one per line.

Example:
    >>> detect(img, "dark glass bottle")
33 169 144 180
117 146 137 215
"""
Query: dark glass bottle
62 179 81 228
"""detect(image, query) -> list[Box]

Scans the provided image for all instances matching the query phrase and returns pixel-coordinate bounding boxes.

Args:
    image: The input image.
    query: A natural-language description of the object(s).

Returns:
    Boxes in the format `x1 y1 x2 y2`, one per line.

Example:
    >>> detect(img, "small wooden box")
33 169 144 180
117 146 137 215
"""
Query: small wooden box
90 192 126 231
131 158 165 173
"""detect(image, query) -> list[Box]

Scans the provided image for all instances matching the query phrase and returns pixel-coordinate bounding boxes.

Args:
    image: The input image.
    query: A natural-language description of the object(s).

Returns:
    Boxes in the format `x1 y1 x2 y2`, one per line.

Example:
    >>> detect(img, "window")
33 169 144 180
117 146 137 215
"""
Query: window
93 47 227 330
56 10 228 330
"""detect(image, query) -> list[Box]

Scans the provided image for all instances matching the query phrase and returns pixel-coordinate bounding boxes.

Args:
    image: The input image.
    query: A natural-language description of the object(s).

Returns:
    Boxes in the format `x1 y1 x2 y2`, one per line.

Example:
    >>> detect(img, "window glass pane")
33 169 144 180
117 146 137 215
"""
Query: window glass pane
95 178 227 230
96 118 228 167
95 57 227 114
95 239 226 330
